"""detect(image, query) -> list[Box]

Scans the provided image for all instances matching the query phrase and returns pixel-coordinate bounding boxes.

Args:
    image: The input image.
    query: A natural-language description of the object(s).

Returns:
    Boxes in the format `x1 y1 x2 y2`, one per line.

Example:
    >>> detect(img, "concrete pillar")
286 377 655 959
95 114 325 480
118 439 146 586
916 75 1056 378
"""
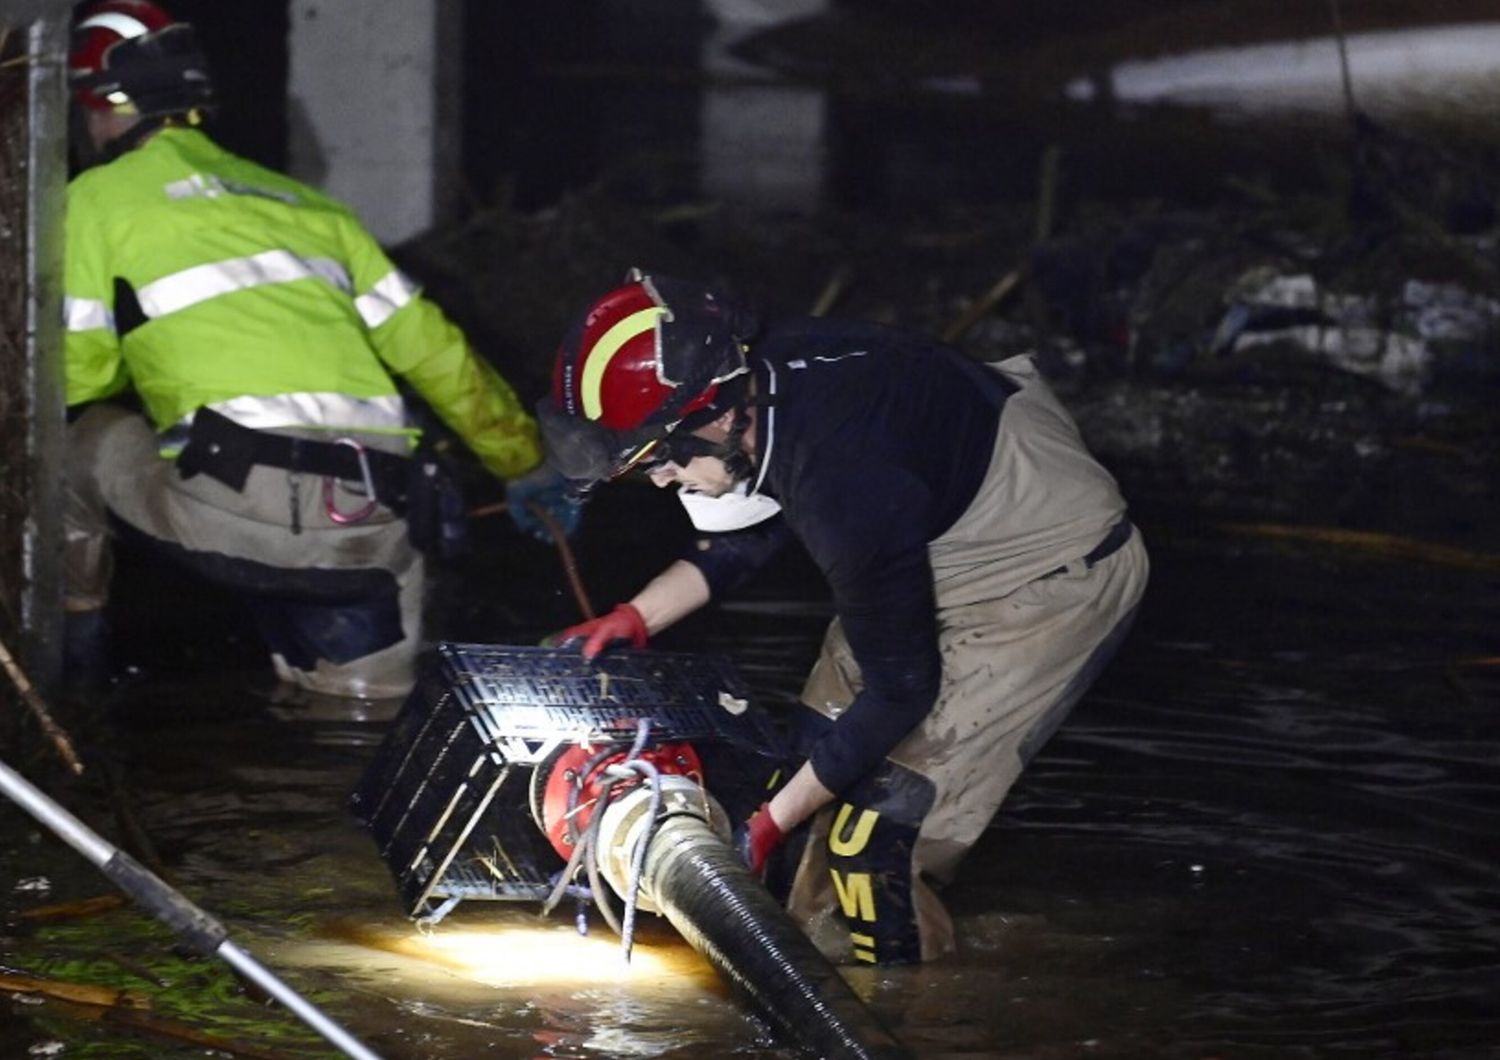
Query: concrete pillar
700 0 830 214
285 0 461 247
21 15 69 694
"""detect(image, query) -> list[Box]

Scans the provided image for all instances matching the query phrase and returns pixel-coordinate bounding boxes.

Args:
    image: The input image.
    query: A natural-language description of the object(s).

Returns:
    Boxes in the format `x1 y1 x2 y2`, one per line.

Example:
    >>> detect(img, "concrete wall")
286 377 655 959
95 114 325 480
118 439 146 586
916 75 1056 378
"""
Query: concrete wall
283 0 834 235
285 0 461 247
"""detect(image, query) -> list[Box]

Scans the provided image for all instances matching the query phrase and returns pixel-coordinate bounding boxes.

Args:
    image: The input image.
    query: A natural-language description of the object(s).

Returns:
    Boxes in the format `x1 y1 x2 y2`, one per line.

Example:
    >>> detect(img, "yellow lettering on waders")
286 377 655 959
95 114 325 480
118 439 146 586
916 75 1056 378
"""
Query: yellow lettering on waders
828 803 878 856
849 931 877 963
830 869 875 922
829 803 882 961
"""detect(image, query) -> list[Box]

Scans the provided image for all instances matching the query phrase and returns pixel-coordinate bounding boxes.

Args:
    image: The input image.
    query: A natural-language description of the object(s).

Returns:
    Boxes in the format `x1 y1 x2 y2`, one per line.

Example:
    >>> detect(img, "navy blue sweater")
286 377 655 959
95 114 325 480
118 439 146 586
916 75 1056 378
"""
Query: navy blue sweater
683 317 1014 793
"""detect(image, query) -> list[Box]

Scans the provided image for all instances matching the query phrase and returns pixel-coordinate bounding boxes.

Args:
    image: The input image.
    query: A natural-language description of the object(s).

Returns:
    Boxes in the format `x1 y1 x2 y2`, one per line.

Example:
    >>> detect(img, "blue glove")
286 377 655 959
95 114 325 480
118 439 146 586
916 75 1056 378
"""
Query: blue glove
507 465 585 542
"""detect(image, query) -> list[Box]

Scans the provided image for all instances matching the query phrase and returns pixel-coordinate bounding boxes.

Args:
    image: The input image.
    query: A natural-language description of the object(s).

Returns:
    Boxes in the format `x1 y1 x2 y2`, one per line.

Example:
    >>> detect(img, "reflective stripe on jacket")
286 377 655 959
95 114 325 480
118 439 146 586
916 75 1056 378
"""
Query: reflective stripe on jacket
64 126 540 478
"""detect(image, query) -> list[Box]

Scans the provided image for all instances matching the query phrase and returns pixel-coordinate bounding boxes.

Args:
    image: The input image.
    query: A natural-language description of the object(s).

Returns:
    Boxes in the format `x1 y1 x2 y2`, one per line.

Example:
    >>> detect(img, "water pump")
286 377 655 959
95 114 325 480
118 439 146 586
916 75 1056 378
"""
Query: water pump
351 643 911 1060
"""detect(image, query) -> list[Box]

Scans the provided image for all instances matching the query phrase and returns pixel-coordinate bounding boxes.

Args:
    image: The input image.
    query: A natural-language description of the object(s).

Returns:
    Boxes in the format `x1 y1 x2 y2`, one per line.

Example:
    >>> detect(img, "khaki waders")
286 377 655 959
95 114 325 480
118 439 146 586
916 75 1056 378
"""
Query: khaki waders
784 355 1150 963
64 403 424 699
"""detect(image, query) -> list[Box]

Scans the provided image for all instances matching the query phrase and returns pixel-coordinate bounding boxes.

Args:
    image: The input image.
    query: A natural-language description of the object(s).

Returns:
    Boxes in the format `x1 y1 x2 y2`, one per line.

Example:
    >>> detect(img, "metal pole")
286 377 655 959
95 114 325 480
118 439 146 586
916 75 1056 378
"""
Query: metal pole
0 755 384 1060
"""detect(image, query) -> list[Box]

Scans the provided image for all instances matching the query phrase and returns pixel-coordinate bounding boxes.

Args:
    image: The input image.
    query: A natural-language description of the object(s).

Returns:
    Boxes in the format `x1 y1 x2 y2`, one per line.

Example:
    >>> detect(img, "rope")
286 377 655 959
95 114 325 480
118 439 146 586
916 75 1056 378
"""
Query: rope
540 742 624 923
538 720 665 962
467 500 596 621
607 756 662 962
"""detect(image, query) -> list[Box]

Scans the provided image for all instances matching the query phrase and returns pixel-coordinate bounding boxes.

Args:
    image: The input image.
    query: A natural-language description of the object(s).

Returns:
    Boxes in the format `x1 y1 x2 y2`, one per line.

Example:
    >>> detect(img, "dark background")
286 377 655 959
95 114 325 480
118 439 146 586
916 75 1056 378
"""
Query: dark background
166 0 1500 217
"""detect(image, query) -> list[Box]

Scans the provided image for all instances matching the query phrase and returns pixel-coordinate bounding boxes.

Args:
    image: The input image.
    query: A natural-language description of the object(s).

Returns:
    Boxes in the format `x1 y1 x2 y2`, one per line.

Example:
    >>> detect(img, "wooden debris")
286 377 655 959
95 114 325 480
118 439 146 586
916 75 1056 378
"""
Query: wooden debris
1 971 304 1060
809 265 853 317
0 634 85 775
1219 523 1500 574
102 1006 305 1060
17 894 126 923
1390 436 1475 459
0 971 150 1009
99 951 169 989
941 268 1021 343
941 142 1058 344
1032 143 1062 245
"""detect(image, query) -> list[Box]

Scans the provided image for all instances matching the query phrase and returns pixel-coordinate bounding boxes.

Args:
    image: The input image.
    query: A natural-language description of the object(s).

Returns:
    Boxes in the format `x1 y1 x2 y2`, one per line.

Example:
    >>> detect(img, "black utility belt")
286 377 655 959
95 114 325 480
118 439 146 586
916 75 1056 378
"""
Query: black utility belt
1041 519 1134 579
175 406 415 514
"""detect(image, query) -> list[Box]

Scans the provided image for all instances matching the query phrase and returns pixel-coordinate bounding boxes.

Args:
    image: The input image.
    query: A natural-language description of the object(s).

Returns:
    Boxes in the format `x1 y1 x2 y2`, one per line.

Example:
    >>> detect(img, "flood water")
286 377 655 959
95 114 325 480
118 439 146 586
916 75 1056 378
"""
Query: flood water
3 485 1498 1058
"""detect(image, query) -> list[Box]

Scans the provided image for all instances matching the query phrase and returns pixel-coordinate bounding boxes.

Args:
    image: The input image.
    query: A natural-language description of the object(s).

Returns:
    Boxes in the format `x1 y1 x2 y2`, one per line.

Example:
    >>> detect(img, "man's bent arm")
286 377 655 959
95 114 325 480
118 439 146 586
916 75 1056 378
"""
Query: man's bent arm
628 559 712 634
767 760 836 834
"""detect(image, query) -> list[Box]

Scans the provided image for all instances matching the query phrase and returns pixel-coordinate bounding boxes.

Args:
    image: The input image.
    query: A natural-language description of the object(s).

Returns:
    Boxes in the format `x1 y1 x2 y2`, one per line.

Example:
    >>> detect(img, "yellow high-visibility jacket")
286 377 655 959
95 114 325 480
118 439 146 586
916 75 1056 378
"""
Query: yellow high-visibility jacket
63 126 540 479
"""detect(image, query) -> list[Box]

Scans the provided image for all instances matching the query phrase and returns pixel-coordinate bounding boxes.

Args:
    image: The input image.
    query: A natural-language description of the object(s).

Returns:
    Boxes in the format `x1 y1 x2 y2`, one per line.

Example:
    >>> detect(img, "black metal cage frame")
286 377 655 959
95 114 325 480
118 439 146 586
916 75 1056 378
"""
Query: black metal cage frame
351 643 787 919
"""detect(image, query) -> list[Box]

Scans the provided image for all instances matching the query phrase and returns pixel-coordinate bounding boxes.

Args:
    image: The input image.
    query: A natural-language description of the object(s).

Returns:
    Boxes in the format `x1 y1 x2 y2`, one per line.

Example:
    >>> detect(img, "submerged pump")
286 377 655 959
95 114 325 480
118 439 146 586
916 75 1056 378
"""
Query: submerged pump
351 644 910 1060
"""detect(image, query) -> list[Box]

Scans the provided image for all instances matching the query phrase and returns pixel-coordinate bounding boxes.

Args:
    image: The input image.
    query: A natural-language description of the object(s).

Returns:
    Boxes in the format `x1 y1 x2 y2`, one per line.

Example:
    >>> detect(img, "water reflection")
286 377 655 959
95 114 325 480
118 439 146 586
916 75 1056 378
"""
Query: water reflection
319 919 706 990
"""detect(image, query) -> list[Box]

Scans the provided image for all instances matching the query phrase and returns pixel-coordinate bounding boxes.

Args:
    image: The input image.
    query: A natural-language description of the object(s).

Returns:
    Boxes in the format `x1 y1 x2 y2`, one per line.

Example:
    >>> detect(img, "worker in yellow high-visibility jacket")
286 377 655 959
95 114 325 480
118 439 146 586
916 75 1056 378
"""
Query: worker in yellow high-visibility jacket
61 0 578 699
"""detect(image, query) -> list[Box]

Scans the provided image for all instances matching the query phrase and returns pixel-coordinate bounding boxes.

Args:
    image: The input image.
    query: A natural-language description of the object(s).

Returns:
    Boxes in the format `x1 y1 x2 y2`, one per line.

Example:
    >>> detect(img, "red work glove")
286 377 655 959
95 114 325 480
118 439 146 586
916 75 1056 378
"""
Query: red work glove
550 603 648 659
732 802 785 876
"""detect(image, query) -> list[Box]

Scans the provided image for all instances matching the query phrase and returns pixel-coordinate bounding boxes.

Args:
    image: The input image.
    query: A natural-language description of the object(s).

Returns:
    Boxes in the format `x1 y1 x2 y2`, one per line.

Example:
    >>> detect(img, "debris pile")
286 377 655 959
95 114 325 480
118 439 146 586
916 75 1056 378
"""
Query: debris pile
399 124 1498 535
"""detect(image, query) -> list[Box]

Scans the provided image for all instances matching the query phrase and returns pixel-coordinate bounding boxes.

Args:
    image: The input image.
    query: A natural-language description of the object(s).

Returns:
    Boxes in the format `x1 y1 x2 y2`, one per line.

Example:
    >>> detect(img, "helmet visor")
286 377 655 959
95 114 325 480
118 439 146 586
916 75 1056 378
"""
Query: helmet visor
70 22 215 117
536 398 668 487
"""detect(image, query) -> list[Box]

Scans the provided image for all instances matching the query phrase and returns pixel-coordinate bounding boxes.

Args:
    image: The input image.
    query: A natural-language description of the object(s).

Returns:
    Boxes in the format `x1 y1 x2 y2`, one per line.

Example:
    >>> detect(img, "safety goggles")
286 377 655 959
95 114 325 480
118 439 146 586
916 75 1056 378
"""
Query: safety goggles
616 431 726 476
537 398 732 488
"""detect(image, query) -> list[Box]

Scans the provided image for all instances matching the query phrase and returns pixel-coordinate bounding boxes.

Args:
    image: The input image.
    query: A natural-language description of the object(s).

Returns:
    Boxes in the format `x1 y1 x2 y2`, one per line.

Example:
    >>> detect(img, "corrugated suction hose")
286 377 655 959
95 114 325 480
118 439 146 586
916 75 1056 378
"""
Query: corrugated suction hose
640 813 912 1060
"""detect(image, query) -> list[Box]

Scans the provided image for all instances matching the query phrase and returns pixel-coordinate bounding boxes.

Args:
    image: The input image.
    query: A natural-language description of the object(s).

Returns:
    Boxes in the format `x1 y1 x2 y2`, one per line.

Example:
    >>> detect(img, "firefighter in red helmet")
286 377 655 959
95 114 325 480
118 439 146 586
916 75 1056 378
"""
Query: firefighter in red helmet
61 1 578 699
542 269 1149 964
537 270 759 485
70 1 210 108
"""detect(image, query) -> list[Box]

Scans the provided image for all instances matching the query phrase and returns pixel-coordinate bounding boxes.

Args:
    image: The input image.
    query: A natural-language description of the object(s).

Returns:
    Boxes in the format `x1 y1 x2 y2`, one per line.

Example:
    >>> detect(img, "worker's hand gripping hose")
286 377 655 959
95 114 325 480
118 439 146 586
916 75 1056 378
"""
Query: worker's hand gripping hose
577 729 912 1060
732 801 785 876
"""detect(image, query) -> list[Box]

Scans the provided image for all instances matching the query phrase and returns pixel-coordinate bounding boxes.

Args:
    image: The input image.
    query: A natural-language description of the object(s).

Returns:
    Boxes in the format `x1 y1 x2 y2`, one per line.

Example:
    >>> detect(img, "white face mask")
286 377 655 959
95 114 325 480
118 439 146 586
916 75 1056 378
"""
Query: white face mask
675 479 782 532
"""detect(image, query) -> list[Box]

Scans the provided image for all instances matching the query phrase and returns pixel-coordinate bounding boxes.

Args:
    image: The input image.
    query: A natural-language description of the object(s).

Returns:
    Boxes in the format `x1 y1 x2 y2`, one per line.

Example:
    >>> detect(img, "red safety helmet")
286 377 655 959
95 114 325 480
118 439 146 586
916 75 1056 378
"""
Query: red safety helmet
70 0 214 117
539 270 757 485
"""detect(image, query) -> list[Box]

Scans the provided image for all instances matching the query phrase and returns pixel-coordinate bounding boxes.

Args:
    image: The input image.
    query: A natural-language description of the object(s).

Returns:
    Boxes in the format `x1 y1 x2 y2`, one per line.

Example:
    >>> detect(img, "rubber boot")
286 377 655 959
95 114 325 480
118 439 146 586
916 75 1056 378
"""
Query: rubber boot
62 608 113 703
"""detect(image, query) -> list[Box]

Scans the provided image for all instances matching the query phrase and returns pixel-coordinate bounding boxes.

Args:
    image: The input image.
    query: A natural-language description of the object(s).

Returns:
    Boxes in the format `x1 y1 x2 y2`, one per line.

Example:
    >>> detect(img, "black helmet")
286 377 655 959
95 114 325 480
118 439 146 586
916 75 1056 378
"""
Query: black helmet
70 1 215 120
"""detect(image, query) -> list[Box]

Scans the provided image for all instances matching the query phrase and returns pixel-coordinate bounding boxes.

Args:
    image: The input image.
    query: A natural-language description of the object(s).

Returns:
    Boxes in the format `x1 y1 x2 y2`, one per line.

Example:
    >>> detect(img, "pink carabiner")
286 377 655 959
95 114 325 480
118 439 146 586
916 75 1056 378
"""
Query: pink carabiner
323 438 380 525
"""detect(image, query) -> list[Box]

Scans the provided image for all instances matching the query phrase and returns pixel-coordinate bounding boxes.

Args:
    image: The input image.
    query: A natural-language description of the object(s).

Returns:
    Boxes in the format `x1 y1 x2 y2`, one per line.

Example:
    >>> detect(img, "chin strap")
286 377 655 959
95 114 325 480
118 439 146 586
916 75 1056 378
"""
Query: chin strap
99 115 167 162
98 108 202 163
670 369 760 485
719 406 757 484
723 362 777 485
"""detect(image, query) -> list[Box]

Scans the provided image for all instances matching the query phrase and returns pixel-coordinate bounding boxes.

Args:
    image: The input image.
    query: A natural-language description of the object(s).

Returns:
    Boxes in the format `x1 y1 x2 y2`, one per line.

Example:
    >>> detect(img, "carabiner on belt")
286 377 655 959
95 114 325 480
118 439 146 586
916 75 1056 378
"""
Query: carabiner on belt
322 437 380 525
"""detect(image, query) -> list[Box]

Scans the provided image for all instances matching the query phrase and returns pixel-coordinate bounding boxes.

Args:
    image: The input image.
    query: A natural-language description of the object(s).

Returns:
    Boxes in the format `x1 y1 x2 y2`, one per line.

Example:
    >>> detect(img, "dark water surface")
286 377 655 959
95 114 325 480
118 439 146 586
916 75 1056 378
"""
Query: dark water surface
3 511 1498 1058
